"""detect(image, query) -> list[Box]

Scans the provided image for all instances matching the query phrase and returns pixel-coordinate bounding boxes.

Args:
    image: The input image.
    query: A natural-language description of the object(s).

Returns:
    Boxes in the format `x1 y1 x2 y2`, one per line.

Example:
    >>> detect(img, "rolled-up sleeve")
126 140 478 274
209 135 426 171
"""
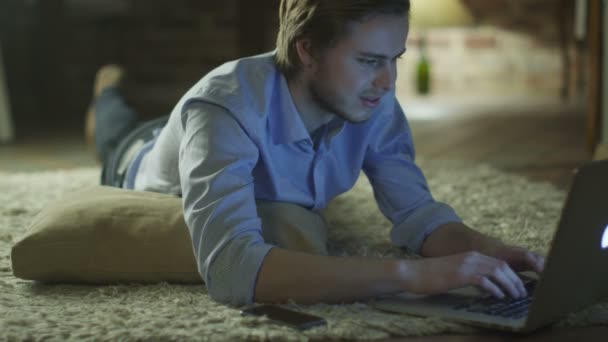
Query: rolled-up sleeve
362 102 462 255
178 102 274 306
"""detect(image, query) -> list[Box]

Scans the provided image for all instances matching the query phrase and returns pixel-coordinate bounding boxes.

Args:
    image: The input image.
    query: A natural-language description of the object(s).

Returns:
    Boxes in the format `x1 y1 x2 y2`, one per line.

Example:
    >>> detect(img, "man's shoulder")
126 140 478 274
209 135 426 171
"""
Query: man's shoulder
197 51 279 103
167 51 283 141
205 51 277 84
180 51 280 123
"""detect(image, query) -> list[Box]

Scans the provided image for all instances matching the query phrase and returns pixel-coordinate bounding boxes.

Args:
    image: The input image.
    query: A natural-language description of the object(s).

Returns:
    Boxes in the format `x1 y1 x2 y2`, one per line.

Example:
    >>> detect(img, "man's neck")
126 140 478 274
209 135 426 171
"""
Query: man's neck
286 75 334 136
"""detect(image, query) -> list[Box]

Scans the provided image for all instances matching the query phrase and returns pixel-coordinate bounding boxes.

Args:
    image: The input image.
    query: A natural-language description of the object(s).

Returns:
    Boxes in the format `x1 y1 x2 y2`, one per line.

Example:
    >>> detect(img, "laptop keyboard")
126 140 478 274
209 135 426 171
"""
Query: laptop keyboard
453 276 537 319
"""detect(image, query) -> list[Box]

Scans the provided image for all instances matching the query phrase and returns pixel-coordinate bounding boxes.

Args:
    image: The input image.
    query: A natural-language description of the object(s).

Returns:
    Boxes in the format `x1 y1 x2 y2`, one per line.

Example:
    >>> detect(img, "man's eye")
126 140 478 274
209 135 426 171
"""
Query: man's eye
359 58 379 67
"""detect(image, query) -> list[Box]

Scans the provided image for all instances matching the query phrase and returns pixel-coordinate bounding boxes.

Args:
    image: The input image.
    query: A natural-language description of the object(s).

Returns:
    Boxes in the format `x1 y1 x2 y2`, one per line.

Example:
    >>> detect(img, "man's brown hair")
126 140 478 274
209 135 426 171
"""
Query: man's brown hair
275 0 411 79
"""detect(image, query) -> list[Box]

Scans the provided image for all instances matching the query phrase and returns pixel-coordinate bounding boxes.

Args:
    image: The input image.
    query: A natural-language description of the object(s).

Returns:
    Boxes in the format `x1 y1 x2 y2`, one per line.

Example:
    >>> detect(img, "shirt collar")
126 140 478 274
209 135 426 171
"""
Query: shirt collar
268 71 311 145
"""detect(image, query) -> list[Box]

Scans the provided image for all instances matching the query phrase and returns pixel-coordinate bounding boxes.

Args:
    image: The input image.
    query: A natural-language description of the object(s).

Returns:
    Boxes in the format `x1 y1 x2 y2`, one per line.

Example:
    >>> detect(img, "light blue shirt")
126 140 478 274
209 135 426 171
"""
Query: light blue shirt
134 51 462 306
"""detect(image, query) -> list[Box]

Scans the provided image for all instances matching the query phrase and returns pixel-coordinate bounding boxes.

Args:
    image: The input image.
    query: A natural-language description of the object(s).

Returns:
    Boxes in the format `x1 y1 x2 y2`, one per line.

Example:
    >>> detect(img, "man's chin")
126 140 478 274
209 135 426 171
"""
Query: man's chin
352 107 376 122
343 112 373 124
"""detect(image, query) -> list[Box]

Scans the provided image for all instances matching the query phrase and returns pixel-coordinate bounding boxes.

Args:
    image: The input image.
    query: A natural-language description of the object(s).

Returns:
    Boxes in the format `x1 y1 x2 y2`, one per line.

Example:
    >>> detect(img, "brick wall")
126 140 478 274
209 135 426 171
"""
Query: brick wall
398 0 582 100
397 26 567 99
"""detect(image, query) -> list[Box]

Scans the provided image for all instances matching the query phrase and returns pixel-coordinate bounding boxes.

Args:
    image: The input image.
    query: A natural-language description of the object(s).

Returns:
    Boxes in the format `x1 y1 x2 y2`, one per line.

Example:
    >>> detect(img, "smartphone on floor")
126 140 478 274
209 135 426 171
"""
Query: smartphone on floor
240 304 327 330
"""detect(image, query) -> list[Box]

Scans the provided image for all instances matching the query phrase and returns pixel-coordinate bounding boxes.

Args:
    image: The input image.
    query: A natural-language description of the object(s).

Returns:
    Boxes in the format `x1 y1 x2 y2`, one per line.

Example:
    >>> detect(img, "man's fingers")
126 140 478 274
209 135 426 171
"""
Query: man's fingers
473 275 505 299
531 253 545 273
479 254 527 298
490 261 526 298
503 263 527 298
456 250 540 299
516 250 545 273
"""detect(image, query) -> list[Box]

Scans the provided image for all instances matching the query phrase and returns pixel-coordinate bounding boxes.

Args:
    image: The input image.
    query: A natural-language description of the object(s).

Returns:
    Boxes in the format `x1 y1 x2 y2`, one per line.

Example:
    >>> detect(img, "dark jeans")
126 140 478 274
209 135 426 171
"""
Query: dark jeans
96 88 168 187
94 87 139 165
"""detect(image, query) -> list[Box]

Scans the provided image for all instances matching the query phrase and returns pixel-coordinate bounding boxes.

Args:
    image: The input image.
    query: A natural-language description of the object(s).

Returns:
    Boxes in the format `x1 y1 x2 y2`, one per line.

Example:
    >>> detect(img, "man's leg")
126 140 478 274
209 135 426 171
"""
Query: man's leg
84 65 138 165
256 201 328 255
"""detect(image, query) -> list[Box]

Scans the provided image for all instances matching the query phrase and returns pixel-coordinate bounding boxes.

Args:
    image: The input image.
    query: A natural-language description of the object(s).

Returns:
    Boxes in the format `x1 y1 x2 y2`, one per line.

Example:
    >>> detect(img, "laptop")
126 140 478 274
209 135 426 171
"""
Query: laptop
373 160 608 333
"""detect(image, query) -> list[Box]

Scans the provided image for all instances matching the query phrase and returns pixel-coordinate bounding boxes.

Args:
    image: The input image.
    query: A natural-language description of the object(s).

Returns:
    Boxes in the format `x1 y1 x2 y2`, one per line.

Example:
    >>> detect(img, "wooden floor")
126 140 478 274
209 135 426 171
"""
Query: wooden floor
0 97 592 187
407 98 590 191
1 97 603 341
0 132 97 172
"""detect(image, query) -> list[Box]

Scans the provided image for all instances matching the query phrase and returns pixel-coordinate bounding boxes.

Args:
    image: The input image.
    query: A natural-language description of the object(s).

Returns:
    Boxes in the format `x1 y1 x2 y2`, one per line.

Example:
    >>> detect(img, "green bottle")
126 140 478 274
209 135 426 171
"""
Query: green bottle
416 36 430 95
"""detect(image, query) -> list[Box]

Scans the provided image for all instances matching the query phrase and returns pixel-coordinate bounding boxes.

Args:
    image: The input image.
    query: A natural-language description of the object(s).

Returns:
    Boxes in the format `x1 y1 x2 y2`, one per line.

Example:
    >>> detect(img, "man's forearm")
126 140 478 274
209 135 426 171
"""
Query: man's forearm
254 224 504 304
254 247 407 304
420 222 502 258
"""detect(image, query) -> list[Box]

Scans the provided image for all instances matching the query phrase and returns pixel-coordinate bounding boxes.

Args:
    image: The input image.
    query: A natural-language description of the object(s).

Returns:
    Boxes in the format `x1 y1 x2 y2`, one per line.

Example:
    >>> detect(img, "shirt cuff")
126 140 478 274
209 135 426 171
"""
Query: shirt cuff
204 233 275 306
390 201 462 255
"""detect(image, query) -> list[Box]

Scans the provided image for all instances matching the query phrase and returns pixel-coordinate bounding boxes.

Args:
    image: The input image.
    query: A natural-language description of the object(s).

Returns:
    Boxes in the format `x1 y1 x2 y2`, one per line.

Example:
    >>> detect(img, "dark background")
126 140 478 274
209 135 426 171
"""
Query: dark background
0 0 586 139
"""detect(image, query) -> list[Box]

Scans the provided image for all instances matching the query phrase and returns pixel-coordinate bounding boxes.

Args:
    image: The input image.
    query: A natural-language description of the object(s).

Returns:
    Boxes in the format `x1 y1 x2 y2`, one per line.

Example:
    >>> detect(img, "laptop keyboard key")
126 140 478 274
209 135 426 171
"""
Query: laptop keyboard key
460 295 532 318
453 277 537 319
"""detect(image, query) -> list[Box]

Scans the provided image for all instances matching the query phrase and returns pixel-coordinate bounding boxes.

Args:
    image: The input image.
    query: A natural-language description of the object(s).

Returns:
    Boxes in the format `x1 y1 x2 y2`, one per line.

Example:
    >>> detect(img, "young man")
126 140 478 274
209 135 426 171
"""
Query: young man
87 0 544 306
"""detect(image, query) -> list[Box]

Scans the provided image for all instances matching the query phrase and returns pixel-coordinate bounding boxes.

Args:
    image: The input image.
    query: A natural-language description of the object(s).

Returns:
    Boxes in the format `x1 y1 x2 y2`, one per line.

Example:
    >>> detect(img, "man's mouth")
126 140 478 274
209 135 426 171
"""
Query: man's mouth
360 96 381 108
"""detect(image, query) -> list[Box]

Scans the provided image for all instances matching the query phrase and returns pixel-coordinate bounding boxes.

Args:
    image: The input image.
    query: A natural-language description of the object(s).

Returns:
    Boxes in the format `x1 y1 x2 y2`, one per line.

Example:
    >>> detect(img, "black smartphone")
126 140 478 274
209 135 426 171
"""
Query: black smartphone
240 304 327 330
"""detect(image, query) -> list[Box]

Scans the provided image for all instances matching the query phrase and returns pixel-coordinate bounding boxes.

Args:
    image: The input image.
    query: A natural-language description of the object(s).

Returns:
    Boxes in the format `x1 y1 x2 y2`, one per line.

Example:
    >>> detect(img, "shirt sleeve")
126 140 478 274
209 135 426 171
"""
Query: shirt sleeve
362 100 462 255
178 102 274 306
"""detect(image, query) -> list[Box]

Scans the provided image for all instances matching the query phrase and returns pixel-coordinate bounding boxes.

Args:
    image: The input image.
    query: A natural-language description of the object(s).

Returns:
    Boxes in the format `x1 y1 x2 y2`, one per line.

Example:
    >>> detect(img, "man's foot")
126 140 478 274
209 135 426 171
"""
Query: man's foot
93 64 125 98
85 65 125 162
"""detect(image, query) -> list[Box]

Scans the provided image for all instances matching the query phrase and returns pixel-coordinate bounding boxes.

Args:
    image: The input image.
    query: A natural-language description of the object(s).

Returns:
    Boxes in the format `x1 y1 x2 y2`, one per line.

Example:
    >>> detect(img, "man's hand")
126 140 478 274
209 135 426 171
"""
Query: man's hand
477 240 545 274
413 222 546 298
401 251 529 299
421 222 545 274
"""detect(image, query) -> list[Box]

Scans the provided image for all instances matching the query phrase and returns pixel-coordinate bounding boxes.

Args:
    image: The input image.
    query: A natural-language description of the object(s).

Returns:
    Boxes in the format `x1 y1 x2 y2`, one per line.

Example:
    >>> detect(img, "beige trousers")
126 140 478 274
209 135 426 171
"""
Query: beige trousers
256 200 328 255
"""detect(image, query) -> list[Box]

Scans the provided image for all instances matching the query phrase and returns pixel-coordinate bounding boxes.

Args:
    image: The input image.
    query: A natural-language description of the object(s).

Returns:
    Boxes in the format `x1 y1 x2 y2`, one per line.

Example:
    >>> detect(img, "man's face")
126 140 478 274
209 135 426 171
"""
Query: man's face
306 14 409 123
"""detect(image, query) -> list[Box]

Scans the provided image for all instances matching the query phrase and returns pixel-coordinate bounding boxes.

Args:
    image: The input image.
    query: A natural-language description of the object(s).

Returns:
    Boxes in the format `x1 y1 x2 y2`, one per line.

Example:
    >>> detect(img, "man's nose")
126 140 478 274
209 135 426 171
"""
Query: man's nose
373 64 396 91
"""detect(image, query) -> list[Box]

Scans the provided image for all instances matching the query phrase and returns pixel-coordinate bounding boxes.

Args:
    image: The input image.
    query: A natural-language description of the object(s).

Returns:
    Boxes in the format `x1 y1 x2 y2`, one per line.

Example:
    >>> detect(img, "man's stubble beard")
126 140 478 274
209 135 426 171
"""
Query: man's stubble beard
309 72 375 125
308 67 366 124
309 78 341 119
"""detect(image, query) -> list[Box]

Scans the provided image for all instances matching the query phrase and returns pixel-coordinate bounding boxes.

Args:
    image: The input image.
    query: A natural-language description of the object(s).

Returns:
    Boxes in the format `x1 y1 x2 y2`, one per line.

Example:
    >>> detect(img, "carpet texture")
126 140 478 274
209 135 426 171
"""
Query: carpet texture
1 160 607 341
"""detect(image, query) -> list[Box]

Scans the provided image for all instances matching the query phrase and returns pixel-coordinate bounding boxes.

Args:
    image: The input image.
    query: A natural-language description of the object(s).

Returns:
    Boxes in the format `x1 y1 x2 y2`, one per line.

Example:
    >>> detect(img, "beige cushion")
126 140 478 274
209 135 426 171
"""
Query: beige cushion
11 185 202 284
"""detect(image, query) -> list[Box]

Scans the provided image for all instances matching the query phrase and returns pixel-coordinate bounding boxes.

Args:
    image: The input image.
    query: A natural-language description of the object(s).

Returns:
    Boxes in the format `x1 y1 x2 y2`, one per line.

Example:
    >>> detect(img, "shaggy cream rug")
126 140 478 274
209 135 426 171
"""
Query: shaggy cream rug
1 160 607 341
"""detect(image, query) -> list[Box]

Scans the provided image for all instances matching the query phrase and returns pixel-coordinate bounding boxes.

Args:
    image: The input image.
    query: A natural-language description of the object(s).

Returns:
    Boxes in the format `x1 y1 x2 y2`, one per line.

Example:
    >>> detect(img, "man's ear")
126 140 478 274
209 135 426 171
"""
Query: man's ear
294 38 315 68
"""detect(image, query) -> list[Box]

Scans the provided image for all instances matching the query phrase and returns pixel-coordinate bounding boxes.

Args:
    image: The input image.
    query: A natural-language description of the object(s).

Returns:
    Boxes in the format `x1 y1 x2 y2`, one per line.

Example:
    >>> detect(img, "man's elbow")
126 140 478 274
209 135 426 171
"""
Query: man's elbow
202 268 254 307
